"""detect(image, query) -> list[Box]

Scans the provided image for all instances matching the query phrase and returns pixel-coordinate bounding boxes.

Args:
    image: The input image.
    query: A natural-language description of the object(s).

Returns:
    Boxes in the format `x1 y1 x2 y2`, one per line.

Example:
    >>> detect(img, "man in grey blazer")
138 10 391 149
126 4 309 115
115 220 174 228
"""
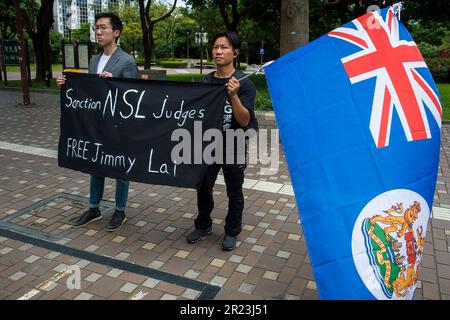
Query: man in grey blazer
57 12 138 231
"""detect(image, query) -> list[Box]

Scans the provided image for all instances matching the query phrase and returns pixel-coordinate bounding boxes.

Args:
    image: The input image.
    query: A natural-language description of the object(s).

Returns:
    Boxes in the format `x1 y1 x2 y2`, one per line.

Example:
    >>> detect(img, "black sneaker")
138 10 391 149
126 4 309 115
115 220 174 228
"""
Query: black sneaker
222 235 236 251
69 208 102 228
106 210 127 232
186 227 213 244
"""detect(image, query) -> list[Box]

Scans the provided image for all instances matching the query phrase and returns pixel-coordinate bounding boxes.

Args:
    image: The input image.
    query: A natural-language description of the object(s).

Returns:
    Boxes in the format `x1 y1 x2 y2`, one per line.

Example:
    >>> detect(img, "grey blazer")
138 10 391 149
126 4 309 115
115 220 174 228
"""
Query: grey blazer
89 47 139 79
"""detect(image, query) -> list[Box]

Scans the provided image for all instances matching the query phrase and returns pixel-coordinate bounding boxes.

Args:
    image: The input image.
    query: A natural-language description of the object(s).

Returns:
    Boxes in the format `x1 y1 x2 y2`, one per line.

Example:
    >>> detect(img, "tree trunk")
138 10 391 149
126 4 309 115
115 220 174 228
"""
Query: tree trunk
138 0 177 69
34 0 54 80
20 0 54 81
280 0 309 56
33 28 52 80
139 21 153 69
147 24 154 68
138 0 151 69
217 0 242 32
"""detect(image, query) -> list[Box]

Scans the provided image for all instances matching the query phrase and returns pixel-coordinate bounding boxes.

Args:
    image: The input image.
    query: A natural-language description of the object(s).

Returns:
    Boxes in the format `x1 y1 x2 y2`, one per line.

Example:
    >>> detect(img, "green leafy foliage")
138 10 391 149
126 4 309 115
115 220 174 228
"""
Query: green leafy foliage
71 23 91 43
426 58 450 83
158 60 188 68
49 30 64 64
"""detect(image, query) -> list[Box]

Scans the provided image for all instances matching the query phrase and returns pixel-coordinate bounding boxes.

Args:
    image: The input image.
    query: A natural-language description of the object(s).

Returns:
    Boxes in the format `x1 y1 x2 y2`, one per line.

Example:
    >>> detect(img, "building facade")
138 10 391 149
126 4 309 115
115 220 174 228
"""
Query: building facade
53 0 123 40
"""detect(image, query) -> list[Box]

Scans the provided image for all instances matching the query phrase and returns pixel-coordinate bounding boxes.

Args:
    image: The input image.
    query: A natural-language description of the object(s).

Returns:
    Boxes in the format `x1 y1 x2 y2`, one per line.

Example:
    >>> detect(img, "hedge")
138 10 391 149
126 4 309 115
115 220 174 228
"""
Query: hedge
135 57 144 66
158 61 188 68
426 58 450 82
255 90 273 111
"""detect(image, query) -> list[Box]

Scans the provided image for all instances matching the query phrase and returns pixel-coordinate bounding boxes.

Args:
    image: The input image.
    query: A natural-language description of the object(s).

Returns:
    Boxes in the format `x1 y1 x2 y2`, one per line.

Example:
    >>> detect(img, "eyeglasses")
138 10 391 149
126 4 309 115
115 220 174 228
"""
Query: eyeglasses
92 25 110 31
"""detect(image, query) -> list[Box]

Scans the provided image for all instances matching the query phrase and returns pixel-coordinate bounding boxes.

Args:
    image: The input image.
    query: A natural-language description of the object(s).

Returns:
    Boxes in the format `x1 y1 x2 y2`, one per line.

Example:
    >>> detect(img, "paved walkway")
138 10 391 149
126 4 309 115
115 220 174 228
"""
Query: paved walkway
0 90 449 300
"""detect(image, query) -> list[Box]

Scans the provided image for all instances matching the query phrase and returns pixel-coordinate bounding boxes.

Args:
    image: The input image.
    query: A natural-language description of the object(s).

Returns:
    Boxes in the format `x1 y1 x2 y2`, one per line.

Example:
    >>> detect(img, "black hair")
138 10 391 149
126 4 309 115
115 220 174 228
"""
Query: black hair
212 31 240 50
95 12 123 33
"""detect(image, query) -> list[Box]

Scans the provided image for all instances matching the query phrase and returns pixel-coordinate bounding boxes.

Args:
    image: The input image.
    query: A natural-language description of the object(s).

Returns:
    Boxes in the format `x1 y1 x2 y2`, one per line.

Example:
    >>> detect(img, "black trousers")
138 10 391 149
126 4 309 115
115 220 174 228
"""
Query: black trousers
195 162 246 237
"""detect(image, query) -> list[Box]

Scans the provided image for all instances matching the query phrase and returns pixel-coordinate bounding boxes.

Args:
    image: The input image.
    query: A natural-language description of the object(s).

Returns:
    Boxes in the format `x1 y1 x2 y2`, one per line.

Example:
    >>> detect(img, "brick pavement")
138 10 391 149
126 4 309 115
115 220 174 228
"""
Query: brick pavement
0 90 449 300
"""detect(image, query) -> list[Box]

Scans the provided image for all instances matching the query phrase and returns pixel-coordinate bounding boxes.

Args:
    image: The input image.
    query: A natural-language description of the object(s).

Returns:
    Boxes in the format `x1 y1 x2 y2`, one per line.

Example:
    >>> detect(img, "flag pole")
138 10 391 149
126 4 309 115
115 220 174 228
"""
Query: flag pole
237 60 275 82
392 3 403 20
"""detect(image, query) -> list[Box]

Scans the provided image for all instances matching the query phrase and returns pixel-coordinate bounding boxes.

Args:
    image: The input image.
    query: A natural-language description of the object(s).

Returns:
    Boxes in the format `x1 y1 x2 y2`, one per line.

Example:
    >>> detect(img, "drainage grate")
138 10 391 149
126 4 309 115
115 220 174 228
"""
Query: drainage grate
0 193 115 241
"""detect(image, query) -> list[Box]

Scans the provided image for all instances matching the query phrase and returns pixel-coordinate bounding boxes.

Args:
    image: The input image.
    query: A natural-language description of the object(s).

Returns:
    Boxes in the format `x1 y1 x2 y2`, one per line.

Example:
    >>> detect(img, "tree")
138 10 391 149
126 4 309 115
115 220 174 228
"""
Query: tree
238 5 280 64
320 0 450 26
112 1 141 25
280 0 309 55
0 0 17 39
17 0 54 81
186 0 249 32
307 0 450 43
71 23 91 43
186 4 224 36
121 22 142 56
153 6 196 59
409 21 450 47
395 0 450 24
49 30 63 64
137 0 178 69
110 1 141 56
186 0 282 61
309 0 339 40
239 1 280 62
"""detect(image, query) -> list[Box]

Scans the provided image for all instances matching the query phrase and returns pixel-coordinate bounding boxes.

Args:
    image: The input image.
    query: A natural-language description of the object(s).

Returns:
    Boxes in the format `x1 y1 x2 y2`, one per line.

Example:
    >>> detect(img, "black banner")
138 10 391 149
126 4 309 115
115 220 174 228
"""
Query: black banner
58 72 227 188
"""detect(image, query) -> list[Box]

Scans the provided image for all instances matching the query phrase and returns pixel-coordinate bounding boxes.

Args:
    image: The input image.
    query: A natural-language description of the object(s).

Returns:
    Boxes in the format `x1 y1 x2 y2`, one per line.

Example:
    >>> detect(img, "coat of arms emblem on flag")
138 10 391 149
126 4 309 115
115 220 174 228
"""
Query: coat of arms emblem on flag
265 4 442 299
352 189 429 299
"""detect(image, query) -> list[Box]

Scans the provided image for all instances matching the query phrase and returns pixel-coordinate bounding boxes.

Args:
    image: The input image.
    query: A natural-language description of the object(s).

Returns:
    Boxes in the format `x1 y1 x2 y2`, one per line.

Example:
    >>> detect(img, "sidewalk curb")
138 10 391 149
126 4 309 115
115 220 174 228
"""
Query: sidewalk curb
255 110 277 128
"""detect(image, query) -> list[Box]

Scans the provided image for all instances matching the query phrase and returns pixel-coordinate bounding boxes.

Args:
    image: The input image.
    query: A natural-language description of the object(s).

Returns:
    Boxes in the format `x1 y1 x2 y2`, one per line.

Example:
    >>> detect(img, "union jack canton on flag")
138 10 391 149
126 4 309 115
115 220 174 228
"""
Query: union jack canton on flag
265 4 442 299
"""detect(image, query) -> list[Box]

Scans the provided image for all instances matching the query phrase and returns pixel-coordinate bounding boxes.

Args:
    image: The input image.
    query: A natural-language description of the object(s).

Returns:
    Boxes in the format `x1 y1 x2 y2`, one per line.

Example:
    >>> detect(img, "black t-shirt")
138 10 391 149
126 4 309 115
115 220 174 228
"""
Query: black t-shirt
202 70 258 132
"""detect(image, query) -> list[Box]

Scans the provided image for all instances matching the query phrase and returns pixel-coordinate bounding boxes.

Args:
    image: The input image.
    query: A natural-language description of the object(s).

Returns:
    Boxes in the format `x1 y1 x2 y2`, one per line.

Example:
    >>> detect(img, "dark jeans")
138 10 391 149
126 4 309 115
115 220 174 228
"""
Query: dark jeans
195 163 246 237
89 174 129 211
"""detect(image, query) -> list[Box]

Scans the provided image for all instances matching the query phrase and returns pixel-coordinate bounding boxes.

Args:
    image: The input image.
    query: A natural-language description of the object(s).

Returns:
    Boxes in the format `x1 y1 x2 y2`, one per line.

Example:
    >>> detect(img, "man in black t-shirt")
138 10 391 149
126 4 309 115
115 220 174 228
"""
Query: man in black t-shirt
202 69 258 132
186 31 258 251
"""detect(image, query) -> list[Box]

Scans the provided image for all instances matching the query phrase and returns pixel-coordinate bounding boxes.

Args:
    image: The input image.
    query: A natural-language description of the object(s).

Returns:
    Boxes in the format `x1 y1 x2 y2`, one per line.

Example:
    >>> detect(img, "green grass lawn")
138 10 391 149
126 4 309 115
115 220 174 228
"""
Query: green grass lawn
438 83 450 120
166 74 207 82
5 64 63 72
0 78 58 91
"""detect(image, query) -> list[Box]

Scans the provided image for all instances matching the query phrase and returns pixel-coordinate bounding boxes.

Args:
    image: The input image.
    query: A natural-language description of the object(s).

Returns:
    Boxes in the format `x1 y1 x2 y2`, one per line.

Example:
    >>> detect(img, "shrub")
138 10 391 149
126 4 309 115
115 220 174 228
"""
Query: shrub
167 74 207 82
158 60 188 68
237 63 247 71
418 42 441 59
409 21 450 46
249 74 268 91
425 58 450 82
441 46 450 59
254 90 273 111
135 57 145 66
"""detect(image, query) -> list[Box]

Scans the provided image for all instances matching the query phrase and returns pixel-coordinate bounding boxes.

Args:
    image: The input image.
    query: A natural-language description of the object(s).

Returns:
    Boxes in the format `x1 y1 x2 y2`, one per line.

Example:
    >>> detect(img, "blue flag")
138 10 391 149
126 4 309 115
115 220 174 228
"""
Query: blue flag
265 5 442 299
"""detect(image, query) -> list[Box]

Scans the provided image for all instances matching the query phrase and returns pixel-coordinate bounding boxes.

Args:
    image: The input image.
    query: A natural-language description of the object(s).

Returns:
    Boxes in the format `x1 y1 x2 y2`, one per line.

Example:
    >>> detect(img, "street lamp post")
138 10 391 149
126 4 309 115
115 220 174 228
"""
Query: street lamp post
186 31 190 60
66 13 73 43
200 27 203 75
195 27 207 75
